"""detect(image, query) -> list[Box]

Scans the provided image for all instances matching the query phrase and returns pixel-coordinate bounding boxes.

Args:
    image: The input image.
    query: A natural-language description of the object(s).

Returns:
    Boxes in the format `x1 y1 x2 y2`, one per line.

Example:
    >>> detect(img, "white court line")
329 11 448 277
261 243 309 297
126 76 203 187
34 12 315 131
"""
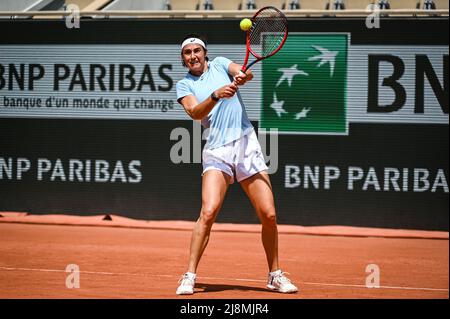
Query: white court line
0 266 173 277
301 282 449 292
0 266 448 293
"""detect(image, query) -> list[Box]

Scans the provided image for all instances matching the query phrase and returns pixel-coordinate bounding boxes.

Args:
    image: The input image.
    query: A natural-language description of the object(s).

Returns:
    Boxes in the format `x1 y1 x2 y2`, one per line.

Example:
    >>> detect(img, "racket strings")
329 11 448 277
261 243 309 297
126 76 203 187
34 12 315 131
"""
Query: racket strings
248 8 287 58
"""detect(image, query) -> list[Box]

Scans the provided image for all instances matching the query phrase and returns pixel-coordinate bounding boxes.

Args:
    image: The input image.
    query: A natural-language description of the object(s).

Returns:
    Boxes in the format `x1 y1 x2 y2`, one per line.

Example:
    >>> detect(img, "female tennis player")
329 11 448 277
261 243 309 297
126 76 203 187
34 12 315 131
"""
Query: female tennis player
175 34 298 295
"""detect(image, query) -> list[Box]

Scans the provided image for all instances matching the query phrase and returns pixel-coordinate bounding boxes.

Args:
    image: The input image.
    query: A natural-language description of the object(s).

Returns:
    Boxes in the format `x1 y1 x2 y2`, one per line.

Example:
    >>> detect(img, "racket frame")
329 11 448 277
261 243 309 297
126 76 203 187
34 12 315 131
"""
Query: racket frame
241 6 289 72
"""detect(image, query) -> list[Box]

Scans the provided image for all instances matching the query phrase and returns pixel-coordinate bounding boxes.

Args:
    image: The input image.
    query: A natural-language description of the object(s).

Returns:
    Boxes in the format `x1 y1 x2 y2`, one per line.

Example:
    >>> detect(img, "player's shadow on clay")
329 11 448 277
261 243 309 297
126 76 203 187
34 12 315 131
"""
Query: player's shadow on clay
195 282 275 294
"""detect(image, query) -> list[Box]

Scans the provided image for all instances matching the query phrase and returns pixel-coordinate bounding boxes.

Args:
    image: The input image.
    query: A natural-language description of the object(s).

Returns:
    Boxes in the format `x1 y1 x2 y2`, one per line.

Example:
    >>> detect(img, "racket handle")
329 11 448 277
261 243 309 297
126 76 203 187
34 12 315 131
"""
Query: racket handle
233 69 246 87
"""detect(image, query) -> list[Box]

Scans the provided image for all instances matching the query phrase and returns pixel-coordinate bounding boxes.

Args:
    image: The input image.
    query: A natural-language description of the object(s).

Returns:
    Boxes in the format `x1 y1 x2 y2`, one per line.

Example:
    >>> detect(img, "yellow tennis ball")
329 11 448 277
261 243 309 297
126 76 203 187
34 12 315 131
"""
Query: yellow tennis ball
240 18 252 31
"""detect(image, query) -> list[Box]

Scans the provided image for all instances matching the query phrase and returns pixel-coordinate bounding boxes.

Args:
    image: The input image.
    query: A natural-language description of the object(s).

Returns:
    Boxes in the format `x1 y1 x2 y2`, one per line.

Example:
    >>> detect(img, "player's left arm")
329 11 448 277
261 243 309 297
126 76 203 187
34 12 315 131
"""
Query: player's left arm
228 62 253 86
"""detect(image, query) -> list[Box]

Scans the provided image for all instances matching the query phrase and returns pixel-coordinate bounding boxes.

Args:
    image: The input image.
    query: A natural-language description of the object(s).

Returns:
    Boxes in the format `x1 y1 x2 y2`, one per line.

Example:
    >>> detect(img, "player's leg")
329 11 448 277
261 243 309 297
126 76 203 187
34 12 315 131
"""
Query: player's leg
234 131 278 271
188 169 231 273
240 171 279 271
240 171 298 293
176 169 230 295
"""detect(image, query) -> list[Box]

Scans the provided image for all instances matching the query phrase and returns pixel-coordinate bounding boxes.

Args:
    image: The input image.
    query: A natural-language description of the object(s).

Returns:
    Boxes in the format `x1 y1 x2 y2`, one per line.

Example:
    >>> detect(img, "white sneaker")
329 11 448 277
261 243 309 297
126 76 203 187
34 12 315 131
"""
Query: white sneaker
176 273 196 295
267 270 298 293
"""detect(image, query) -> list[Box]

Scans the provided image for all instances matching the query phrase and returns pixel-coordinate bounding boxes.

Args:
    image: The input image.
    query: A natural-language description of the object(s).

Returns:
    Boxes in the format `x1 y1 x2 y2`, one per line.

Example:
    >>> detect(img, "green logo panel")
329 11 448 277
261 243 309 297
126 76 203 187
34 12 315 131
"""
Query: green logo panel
261 33 348 134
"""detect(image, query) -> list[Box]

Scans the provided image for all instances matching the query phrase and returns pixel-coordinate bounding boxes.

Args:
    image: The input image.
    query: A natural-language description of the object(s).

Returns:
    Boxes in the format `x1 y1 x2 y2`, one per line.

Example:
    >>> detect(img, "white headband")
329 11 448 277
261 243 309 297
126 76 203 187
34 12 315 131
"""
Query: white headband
181 38 206 51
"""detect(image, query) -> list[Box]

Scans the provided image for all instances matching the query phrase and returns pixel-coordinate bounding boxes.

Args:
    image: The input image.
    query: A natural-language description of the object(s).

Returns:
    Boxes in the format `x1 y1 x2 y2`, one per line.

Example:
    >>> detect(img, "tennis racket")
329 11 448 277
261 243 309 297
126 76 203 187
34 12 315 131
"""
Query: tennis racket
241 6 288 73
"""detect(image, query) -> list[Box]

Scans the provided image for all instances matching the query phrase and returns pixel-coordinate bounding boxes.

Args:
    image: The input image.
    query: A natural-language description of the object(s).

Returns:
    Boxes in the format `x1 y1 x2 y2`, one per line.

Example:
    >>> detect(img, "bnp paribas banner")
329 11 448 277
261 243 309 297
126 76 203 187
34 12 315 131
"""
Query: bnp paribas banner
0 26 448 230
0 34 448 126
262 33 448 132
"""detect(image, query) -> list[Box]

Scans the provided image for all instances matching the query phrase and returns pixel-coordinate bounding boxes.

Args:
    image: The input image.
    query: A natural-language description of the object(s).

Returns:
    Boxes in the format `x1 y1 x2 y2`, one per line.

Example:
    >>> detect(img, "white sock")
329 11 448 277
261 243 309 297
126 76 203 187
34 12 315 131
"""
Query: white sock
269 269 282 277
185 272 196 280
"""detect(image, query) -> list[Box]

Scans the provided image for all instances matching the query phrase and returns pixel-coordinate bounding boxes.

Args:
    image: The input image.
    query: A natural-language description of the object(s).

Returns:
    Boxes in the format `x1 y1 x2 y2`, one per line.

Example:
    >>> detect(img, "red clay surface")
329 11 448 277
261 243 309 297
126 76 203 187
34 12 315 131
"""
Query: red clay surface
0 214 448 299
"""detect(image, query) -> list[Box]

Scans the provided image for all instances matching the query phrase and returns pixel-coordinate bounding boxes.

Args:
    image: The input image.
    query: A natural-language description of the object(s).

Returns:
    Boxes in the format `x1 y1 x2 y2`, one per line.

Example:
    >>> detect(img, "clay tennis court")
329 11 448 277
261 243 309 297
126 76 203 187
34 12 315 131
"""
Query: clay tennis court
0 212 448 299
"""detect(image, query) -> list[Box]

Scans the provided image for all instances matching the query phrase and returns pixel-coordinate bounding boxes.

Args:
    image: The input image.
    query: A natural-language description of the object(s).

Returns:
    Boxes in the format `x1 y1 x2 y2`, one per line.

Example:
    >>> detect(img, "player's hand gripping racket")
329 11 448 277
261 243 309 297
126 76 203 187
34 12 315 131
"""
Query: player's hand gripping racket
241 6 288 73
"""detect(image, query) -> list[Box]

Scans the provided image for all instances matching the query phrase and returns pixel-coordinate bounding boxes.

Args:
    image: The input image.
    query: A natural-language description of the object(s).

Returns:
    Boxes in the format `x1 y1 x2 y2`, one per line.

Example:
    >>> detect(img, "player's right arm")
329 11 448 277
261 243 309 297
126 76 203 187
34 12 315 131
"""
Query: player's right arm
179 84 238 120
